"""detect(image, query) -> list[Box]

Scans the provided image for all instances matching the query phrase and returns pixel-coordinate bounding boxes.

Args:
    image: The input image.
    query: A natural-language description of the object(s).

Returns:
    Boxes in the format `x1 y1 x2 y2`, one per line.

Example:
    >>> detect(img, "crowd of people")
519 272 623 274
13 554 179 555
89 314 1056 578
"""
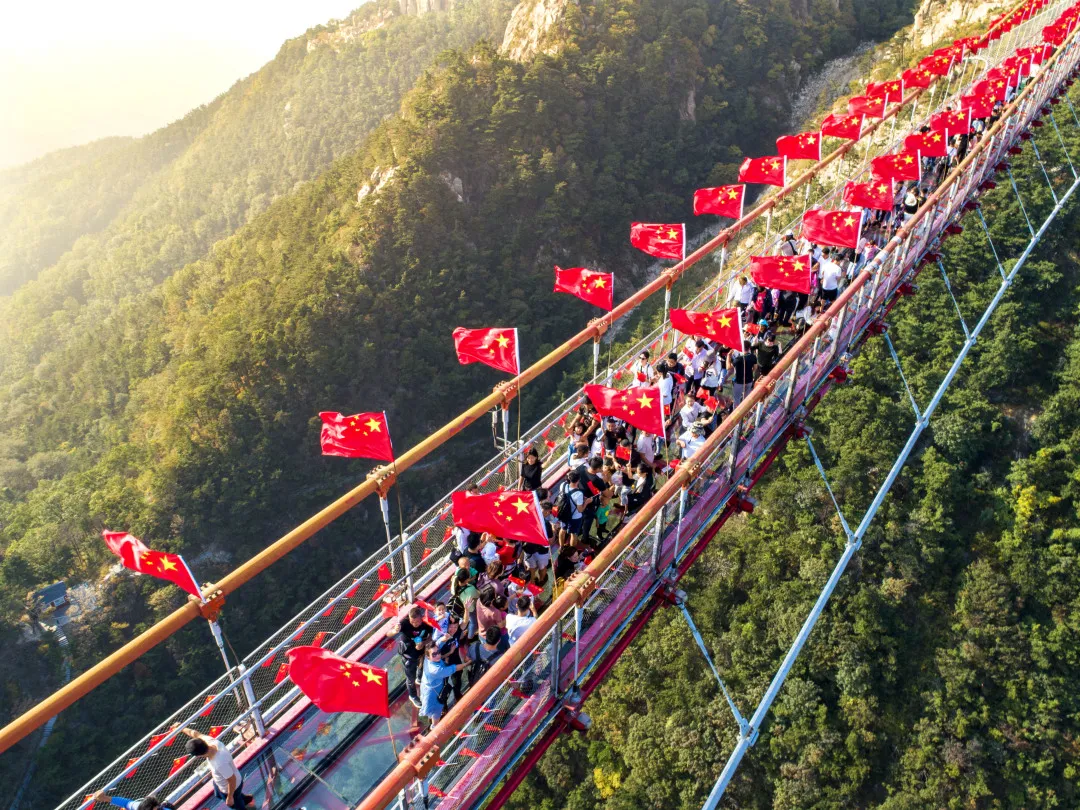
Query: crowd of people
389 80 1019 734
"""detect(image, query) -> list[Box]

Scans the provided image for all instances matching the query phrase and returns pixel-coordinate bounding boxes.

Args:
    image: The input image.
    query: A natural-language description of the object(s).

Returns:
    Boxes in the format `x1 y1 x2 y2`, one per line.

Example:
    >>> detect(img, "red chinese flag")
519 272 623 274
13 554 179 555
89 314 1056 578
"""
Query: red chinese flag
986 66 1018 91
871 152 920 182
148 732 174 749
583 384 665 436
1045 22 1069 47
615 444 632 461
843 179 894 212
101 531 201 598
929 109 971 137
776 132 821 161
669 307 744 352
866 79 904 103
821 113 863 141
1002 54 1032 78
801 209 862 250
168 756 189 777
960 93 995 119
553 266 614 311
124 757 139 778
312 631 328 648
905 131 948 159
738 156 786 187
318 411 394 462
847 95 886 119
630 223 685 260
275 663 290 684
342 605 360 625
200 695 216 717
209 726 225 738
450 489 548 546
749 255 813 295
971 78 1009 103
693 185 745 219
902 66 935 89
920 53 953 76
287 647 389 716
453 327 520 375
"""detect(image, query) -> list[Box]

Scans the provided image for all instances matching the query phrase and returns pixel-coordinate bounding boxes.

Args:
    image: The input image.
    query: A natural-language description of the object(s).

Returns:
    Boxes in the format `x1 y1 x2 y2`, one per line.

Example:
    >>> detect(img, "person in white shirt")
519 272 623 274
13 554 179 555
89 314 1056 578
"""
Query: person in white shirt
505 596 538 643
677 423 706 459
657 363 675 408
630 350 654 388
635 430 656 467
818 248 843 304
181 729 251 808
729 275 756 313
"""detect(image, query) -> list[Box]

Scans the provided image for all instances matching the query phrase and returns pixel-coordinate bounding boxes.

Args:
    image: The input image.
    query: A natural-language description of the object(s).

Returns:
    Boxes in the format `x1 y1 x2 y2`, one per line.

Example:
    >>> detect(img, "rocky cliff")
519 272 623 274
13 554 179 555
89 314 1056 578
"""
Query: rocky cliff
499 0 568 61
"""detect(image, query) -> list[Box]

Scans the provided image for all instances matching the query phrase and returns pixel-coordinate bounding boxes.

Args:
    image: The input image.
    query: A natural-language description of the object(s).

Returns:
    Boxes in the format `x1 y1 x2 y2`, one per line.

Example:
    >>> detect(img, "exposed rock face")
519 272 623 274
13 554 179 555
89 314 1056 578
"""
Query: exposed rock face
911 0 998 50
357 166 398 203
308 0 456 52
500 0 568 62
398 0 455 14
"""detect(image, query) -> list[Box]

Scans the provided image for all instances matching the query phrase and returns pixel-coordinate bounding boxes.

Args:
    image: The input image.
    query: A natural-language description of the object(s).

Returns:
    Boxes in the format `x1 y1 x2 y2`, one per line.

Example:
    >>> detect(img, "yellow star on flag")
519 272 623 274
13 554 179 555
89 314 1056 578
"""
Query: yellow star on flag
636 394 653 409
842 215 856 227
877 184 888 193
727 189 739 199
902 155 914 164
160 556 178 572
666 228 679 239
931 133 942 142
592 277 606 288
365 418 382 432
511 498 530 515
495 335 510 348
361 668 383 684
718 314 732 328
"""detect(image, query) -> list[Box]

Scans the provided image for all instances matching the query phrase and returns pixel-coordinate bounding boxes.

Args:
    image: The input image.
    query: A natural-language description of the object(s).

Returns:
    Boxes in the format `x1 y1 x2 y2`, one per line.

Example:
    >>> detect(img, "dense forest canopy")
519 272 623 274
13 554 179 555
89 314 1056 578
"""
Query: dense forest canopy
0 0 938 805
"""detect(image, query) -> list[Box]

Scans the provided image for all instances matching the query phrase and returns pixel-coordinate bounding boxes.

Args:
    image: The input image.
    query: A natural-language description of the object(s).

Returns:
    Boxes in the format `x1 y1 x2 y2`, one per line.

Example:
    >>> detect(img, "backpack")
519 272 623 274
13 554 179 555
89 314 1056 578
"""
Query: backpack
553 482 574 523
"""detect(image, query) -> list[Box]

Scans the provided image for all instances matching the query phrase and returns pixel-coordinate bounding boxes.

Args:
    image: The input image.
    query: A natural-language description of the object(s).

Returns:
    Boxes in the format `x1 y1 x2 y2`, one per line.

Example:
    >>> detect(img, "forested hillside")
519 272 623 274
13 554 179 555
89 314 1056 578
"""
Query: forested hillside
0 0 922 805
0 0 514 301
510 86 1080 810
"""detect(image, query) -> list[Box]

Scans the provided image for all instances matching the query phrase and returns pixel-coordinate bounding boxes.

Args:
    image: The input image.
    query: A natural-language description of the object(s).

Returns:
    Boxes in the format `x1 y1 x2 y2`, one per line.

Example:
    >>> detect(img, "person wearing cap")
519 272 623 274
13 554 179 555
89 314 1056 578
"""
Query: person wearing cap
676 422 706 459
779 231 798 257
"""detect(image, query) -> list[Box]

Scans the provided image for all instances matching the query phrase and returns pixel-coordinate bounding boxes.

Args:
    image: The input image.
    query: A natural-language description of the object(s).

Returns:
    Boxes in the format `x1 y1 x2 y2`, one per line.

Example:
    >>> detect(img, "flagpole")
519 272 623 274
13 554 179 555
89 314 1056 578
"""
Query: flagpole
514 329 523 448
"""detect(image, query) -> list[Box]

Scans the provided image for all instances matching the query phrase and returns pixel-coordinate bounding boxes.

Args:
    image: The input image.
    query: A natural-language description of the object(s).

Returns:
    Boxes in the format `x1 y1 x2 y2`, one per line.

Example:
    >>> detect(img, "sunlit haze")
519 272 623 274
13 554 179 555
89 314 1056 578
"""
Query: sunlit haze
0 0 367 169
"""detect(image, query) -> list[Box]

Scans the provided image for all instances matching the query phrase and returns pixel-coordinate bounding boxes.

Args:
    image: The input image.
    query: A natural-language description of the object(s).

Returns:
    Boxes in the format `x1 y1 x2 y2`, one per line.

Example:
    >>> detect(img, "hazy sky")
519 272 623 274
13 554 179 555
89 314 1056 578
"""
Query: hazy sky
0 0 367 169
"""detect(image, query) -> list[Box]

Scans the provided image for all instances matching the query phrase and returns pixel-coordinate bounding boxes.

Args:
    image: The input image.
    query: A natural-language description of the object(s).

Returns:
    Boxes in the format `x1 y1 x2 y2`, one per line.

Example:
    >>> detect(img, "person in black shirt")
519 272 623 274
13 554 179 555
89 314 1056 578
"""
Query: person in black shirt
756 332 780 376
392 607 433 708
625 462 655 513
517 446 543 491
599 417 627 455
727 348 758 406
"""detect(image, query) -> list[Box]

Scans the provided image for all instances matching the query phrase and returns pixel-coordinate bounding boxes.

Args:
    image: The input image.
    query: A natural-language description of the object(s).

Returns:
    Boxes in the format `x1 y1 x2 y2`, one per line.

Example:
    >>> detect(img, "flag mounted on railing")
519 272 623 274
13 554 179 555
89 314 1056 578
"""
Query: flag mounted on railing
738 155 786 187
319 412 394 461
801 209 862 250
847 95 886 119
930 108 972 138
866 79 904 105
902 66 936 89
972 77 1010 102
450 489 548 546
453 327 520 375
960 93 995 119
776 132 821 162
843 179 894 212
871 151 921 182
693 185 745 219
669 307 744 352
287 647 389 716
749 255 813 295
820 113 863 141
584 384 665 436
102 531 201 598
630 223 685 260
905 130 948 159
553 266 614 311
